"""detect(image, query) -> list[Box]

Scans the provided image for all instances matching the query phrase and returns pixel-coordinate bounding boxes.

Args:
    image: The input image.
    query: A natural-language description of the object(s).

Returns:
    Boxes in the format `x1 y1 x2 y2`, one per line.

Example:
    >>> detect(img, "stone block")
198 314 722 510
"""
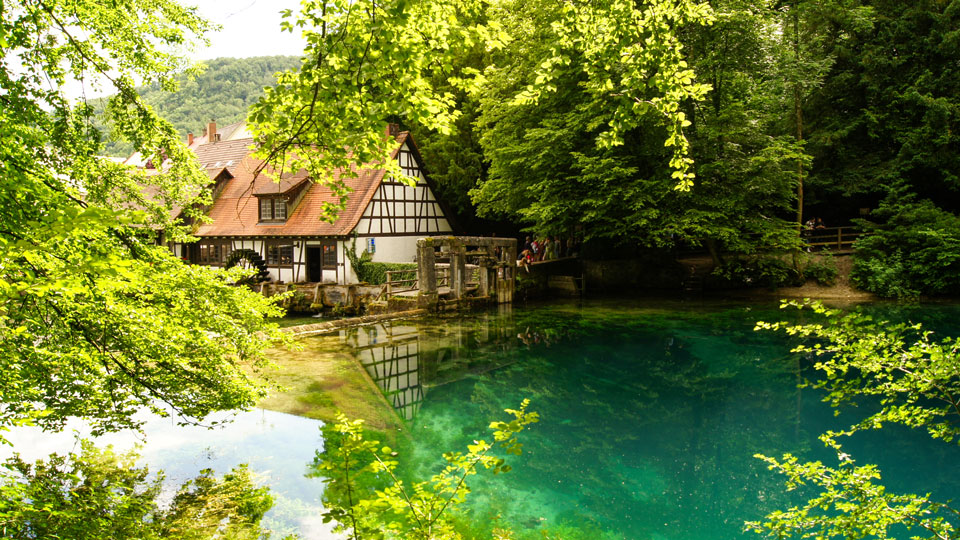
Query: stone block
322 286 352 307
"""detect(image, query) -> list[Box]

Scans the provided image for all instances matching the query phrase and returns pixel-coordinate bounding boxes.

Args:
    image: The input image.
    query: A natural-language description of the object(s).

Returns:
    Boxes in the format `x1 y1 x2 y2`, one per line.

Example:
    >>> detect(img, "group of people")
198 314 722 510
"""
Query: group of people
517 235 579 270
803 217 828 252
804 217 827 230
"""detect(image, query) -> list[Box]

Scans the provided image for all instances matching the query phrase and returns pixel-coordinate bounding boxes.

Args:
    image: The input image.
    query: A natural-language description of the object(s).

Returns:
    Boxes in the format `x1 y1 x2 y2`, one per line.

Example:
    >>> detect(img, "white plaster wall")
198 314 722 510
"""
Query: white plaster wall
361 234 420 263
342 239 358 284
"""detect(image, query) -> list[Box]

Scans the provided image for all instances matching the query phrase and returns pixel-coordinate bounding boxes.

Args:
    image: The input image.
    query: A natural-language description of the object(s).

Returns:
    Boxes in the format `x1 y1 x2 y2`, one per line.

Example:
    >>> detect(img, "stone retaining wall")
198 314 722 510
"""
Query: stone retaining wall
260 282 384 313
279 309 430 337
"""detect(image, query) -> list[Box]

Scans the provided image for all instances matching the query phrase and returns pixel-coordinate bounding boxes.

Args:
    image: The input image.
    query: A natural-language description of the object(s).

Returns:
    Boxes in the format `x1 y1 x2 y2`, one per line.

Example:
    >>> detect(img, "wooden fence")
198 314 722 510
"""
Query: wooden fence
384 266 457 295
385 270 418 296
803 226 863 251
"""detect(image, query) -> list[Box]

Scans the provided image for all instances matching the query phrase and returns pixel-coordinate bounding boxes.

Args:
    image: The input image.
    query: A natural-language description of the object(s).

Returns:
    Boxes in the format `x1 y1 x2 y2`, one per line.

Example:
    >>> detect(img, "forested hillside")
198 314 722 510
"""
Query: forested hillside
96 56 301 156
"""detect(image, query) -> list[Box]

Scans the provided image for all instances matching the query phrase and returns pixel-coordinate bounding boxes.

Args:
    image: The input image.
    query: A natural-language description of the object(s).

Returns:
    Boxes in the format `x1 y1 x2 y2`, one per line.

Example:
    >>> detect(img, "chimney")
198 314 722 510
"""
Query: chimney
208 120 218 142
187 132 194 146
384 123 400 140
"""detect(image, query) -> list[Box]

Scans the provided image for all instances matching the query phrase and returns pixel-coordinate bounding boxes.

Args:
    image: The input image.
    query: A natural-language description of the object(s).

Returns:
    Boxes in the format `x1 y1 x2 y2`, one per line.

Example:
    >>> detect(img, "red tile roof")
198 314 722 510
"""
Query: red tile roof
193 138 254 174
124 121 250 168
136 167 232 220
195 132 412 238
251 170 310 196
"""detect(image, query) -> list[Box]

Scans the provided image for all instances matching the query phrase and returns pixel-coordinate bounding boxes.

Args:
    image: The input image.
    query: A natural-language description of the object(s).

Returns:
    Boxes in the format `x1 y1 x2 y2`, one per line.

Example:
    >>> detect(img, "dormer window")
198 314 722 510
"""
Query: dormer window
259 197 287 222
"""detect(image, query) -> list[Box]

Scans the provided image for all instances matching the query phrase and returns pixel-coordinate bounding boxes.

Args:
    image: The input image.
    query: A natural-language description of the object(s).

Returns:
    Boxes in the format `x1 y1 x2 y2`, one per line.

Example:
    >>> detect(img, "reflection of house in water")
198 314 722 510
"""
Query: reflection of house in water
343 323 423 421
340 310 519 421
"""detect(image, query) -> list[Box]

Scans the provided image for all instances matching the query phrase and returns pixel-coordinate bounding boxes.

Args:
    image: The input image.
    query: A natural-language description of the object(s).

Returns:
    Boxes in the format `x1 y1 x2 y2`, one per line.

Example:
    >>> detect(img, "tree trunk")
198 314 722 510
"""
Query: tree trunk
706 238 723 267
793 5 805 230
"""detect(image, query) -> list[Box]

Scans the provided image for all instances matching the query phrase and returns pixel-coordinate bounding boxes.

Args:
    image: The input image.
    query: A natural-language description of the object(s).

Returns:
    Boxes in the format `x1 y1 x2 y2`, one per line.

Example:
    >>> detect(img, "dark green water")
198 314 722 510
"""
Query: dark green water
349 298 960 540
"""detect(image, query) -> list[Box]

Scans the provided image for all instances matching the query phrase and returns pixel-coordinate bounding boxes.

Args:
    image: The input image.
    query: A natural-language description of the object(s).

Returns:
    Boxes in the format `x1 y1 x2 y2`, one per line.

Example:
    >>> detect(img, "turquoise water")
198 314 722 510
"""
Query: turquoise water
347 299 960 539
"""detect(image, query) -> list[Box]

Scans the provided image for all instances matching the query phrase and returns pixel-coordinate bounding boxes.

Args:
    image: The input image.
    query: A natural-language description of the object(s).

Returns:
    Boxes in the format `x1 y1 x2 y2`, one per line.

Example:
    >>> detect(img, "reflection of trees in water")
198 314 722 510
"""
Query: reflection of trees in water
326 303 960 538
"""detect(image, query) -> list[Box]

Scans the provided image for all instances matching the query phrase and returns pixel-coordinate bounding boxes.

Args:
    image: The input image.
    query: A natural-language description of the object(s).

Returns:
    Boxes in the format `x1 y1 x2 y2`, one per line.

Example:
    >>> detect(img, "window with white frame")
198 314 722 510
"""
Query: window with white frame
259 197 287 222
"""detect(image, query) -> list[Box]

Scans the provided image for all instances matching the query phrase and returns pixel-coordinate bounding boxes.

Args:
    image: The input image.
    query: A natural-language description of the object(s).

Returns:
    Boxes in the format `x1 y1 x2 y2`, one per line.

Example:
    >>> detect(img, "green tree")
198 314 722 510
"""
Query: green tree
1 1 290 533
248 0 714 224
313 402 538 539
95 56 303 156
0 441 276 539
750 301 960 538
467 0 718 243
851 192 960 298
803 0 958 210
0 0 285 437
680 0 804 260
797 0 960 295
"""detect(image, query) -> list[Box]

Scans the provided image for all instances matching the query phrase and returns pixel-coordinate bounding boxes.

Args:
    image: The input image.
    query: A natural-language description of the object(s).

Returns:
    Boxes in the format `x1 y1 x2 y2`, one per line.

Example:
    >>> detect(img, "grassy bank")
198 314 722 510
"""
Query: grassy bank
256 332 402 434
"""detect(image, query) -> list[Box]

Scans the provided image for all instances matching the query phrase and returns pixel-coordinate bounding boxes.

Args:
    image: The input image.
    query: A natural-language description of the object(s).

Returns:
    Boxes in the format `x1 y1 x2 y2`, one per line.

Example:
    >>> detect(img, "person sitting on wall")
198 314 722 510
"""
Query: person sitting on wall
815 217 826 229
517 248 533 272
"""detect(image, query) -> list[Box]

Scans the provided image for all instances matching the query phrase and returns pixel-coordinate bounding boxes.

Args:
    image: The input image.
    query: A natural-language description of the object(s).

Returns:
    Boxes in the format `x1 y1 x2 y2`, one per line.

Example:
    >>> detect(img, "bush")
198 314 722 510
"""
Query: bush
803 257 838 286
712 256 802 289
358 262 416 285
852 197 960 298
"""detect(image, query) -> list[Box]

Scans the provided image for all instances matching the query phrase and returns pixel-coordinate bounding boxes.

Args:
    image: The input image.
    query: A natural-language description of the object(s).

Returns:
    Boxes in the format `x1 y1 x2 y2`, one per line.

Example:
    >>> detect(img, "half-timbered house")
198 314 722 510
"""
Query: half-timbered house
159 122 456 283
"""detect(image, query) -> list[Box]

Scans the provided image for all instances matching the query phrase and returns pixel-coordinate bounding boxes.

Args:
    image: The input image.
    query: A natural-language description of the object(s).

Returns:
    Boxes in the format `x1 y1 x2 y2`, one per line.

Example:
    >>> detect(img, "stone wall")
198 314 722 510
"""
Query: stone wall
259 282 385 314
583 257 685 291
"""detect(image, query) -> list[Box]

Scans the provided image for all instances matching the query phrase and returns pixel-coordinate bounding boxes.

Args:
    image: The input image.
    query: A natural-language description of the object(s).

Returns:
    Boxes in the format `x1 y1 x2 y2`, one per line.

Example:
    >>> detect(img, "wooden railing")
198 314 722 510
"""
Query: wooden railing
385 270 418 296
803 226 863 251
437 266 450 289
384 264 477 297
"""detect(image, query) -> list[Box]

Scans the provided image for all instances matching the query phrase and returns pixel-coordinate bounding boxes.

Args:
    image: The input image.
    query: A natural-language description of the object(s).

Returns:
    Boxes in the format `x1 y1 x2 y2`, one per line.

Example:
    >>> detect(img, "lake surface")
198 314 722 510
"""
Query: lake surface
5 298 960 539
343 298 960 539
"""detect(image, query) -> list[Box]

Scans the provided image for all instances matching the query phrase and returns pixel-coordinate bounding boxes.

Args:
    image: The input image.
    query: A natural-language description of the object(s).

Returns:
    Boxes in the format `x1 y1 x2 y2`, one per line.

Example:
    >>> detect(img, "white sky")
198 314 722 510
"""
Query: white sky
55 0 306 100
190 0 306 60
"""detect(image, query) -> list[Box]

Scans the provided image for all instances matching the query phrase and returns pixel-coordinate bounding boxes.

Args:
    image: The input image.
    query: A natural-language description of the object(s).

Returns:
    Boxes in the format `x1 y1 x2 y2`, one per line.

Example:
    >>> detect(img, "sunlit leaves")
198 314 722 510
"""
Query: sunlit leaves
751 300 960 539
316 401 538 539
249 0 490 219
510 0 714 190
250 0 714 227
758 300 960 445
746 452 955 540
0 0 287 435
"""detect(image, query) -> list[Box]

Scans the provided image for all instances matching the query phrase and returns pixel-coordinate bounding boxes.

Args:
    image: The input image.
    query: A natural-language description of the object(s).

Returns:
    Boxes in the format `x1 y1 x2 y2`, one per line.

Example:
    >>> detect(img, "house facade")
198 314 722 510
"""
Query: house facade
148 122 456 283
